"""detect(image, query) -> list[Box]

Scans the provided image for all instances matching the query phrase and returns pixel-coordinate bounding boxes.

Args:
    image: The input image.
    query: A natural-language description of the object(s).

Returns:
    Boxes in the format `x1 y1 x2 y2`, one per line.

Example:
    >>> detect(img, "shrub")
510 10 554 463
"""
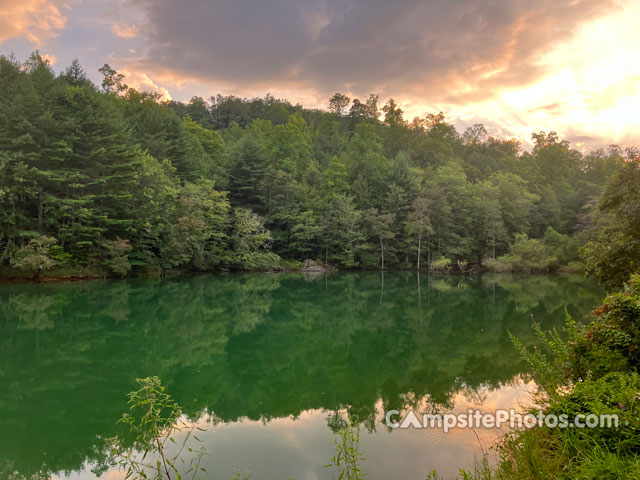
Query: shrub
543 226 579 265
49 245 73 267
509 233 556 272
10 236 57 278
482 274 640 480
104 237 133 277
485 234 557 273
430 257 452 273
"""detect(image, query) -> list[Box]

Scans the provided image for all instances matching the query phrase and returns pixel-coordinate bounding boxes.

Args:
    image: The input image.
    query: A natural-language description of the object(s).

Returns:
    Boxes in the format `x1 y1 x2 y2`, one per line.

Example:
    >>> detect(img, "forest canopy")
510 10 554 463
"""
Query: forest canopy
0 52 636 284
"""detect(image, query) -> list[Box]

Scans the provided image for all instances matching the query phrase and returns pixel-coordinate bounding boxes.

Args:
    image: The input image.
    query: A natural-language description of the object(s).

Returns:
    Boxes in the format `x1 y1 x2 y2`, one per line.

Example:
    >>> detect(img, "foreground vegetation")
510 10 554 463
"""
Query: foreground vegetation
1 53 637 279
452 275 640 479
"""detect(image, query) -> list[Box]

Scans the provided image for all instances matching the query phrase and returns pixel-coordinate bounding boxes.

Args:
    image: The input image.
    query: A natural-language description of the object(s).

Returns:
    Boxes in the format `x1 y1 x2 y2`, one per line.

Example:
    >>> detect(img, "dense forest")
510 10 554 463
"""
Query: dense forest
1 52 637 284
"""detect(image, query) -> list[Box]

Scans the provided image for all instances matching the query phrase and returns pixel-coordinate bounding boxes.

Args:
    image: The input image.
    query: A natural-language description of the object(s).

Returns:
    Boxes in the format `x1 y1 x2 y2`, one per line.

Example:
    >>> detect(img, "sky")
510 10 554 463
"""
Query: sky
1 0 639 150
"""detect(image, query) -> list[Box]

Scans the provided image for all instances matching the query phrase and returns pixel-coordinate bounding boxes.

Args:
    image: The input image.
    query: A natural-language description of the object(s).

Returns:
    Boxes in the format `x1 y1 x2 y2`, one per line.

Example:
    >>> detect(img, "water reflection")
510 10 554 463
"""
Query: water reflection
0 273 603 479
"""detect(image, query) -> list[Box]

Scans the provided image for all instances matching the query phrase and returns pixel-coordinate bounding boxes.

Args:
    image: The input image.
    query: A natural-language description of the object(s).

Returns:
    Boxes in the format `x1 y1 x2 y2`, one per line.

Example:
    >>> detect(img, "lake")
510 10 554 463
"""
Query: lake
0 272 604 479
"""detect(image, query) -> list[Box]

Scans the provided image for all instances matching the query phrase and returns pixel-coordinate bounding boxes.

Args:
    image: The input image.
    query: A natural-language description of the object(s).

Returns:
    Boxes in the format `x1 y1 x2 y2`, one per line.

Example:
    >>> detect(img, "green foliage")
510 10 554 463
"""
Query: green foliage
328 93 351 116
10 236 57 277
229 134 267 210
230 470 252 480
48 244 72 267
323 155 349 196
363 209 395 269
487 172 539 237
570 274 640 377
579 155 640 287
468 274 640 480
266 112 313 177
326 416 365 480
0 54 628 277
104 237 133 277
543 226 578 265
0 470 48 480
405 196 432 270
183 117 228 186
232 208 280 270
99 63 127 94
509 233 556 272
430 257 452 272
321 195 364 267
289 210 323 258
108 376 208 480
486 233 556 273
166 180 231 271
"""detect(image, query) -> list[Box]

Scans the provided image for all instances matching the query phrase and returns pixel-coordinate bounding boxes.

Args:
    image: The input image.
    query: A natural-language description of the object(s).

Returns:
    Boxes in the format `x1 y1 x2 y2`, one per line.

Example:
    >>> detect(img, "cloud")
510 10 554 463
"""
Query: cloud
127 0 617 103
41 52 58 65
111 22 139 39
0 0 69 45
4 0 638 150
120 68 172 100
103 470 128 480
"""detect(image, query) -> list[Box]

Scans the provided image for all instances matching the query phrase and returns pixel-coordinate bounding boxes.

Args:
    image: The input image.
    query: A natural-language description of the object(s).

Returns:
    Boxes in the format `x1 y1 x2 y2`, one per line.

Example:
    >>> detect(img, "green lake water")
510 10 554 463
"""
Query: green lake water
0 272 604 479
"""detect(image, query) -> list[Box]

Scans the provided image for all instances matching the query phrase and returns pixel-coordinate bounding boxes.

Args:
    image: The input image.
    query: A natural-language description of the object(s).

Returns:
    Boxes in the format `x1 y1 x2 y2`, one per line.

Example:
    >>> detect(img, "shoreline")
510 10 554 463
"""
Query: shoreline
0 265 584 284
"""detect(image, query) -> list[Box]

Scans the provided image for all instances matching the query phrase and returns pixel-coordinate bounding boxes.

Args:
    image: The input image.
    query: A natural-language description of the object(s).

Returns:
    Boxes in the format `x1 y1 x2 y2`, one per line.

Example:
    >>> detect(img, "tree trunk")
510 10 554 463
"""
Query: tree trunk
38 189 43 234
417 233 422 270
380 236 384 270
492 225 496 259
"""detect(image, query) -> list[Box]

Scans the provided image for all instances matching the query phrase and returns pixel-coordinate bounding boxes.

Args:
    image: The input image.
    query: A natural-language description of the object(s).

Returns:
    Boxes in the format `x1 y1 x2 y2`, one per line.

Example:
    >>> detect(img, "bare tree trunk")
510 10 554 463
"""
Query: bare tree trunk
417 233 422 270
380 236 384 270
492 224 496 259
38 189 43 234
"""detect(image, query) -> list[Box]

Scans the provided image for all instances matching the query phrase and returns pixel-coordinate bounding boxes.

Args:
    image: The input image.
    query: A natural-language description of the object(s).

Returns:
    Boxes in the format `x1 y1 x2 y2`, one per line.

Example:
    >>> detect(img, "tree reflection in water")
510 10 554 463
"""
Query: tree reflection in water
0 272 603 478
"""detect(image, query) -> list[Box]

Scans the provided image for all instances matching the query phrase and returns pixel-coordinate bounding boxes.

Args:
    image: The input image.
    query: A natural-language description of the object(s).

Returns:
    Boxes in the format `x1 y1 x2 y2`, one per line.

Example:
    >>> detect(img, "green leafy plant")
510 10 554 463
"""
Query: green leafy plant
10 236 57 278
104 237 133 277
108 376 208 480
430 257 452 273
461 274 640 479
326 415 365 480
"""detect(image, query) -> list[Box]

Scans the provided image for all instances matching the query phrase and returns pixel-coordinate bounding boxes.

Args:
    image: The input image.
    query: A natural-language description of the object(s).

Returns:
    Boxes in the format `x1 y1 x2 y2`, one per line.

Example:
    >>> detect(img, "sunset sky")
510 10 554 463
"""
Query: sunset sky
1 0 639 150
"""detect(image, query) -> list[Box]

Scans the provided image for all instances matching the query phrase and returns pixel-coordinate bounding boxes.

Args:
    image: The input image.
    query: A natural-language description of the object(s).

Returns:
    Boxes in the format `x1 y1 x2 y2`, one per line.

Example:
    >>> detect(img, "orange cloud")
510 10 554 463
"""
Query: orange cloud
0 0 69 45
110 22 139 39
98 0 638 150
41 53 57 66
120 69 172 101
391 0 640 150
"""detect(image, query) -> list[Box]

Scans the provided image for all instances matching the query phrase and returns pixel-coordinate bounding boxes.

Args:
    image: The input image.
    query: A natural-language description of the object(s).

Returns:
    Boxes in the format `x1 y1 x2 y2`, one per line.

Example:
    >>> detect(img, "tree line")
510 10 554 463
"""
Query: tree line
0 52 635 280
